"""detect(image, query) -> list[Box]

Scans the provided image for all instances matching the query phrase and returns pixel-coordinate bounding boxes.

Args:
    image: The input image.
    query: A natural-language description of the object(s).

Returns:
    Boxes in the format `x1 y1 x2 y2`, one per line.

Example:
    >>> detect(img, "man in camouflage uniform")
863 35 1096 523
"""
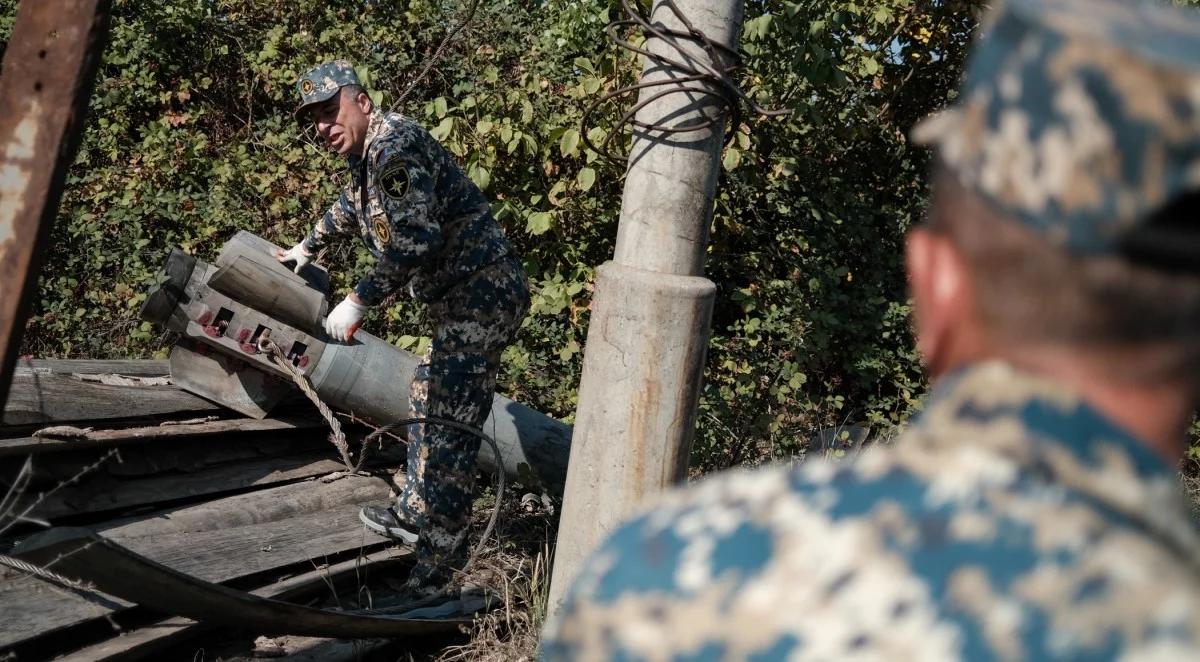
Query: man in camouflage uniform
542 0 1200 658
279 60 529 596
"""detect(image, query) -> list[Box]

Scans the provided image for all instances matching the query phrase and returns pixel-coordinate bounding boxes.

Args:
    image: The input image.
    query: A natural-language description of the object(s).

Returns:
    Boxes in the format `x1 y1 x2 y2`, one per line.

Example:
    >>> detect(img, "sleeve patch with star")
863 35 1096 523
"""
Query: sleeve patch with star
379 160 410 201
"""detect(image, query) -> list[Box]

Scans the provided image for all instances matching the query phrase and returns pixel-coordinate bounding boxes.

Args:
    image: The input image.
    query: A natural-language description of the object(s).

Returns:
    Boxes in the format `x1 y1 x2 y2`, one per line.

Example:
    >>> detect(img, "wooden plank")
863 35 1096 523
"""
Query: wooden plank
235 636 393 662
12 529 457 643
0 423 329 496
56 549 409 662
0 415 325 457
28 452 352 521
0 0 113 406
0 477 396 650
12 359 170 377
2 373 222 426
100 476 393 538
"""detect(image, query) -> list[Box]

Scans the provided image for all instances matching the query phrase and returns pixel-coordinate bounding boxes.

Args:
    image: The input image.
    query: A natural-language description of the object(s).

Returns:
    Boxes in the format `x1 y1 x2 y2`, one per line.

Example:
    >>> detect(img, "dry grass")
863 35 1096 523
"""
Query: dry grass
437 489 558 662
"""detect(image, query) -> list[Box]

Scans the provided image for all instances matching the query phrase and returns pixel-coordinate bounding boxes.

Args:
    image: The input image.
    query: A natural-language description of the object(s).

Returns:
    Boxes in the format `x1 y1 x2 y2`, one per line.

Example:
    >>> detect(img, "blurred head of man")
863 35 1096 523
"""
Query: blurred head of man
909 0 1200 460
295 60 374 156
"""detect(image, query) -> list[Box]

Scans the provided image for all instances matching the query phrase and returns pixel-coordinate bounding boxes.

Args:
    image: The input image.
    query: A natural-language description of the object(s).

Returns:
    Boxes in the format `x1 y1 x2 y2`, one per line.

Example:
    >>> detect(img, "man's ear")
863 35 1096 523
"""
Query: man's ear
356 91 374 114
906 227 977 377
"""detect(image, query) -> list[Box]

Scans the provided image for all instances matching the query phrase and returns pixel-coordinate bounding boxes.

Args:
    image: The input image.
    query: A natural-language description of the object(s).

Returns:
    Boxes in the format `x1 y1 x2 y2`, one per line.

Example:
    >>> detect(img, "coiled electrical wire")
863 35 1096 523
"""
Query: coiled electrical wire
582 0 790 161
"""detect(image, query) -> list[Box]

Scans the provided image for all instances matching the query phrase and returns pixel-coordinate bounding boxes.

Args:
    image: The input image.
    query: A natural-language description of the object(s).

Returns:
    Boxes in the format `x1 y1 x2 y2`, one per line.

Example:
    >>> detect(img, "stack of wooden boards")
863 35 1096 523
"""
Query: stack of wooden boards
0 360 424 660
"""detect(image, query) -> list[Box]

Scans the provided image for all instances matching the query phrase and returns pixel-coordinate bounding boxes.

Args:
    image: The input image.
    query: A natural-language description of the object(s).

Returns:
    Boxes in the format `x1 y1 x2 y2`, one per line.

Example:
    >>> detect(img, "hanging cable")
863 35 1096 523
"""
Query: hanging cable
582 0 790 161
390 0 483 110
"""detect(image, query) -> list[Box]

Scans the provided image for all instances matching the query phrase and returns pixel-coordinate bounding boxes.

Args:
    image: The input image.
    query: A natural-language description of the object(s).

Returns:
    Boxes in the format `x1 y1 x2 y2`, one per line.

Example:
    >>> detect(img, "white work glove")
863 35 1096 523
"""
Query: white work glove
275 242 313 274
324 296 368 342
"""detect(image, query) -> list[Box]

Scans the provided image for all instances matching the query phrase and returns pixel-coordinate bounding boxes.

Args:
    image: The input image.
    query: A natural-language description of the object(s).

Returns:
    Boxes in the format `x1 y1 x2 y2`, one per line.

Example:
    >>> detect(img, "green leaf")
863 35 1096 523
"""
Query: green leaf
433 97 448 119
548 180 569 206
722 147 742 171
582 77 602 95
586 126 607 146
527 211 553 235
476 119 494 136
397 334 421 350
572 56 594 73
469 164 491 190
576 167 596 192
559 128 581 157
745 14 773 39
521 100 534 124
558 339 580 360
430 117 454 140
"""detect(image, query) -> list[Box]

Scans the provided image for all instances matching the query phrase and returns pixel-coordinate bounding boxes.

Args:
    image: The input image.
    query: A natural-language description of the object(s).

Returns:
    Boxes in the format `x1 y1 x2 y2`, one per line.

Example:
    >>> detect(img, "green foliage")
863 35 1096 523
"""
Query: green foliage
6 0 982 471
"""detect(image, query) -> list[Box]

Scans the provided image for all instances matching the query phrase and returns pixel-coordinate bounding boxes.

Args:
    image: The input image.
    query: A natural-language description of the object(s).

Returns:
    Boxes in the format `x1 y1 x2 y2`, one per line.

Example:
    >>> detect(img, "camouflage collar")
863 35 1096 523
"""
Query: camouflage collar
364 110 390 156
345 110 390 167
914 361 1200 561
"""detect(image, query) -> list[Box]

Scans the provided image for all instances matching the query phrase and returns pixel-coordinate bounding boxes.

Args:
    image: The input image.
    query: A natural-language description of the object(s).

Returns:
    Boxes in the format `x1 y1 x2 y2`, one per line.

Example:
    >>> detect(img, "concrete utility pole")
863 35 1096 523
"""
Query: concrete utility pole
547 0 743 610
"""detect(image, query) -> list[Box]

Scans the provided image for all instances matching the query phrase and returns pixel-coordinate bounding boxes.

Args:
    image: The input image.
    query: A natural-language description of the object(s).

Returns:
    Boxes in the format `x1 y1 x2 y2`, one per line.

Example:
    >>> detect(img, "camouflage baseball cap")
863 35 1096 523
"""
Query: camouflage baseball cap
913 0 1200 258
295 59 360 117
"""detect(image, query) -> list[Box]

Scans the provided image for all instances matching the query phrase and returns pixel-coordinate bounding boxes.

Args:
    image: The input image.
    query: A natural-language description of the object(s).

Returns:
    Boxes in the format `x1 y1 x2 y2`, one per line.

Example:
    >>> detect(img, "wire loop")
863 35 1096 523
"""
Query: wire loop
582 0 789 161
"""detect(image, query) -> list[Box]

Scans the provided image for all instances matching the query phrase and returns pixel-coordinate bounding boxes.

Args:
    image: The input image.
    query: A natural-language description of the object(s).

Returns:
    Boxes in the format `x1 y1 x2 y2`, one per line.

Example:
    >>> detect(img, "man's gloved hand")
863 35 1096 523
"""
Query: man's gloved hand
324 295 368 342
275 242 313 274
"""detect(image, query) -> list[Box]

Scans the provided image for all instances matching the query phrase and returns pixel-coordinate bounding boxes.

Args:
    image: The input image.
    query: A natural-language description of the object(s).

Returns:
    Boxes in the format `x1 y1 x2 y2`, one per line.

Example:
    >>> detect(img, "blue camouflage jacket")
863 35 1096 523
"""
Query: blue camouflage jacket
542 362 1200 660
303 111 516 306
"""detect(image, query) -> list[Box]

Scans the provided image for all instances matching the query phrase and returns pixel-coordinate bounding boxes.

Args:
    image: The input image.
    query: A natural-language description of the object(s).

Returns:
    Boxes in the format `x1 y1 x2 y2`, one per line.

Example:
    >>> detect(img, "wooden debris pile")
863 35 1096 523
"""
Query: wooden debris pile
0 359 438 661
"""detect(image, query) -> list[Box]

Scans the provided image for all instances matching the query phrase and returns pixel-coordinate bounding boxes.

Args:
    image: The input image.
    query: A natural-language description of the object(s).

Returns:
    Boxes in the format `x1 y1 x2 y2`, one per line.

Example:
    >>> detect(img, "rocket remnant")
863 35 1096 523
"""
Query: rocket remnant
141 231 570 493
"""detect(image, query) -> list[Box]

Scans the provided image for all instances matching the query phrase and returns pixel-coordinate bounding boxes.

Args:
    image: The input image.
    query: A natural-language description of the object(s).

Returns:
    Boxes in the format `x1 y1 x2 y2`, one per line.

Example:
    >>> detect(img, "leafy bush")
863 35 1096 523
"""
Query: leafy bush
3 0 983 472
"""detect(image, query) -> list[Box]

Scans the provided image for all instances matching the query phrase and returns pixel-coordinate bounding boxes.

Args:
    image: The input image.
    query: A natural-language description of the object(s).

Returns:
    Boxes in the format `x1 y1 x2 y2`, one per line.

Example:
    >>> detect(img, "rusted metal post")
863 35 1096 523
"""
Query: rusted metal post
0 0 112 406
547 0 741 611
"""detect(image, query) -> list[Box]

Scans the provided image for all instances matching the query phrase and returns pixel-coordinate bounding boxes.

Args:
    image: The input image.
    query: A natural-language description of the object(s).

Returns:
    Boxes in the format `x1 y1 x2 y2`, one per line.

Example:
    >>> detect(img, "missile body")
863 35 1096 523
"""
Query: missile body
142 231 570 493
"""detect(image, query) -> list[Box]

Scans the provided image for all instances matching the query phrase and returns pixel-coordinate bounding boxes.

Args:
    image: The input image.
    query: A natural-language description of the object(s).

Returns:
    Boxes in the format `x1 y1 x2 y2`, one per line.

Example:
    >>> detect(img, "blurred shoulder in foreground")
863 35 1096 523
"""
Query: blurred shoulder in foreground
542 0 1200 659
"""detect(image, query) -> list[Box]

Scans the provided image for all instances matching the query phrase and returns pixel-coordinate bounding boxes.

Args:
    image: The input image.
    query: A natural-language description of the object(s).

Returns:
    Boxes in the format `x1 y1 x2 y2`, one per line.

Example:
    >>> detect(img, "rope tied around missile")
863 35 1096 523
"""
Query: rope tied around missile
582 0 790 161
257 337 504 587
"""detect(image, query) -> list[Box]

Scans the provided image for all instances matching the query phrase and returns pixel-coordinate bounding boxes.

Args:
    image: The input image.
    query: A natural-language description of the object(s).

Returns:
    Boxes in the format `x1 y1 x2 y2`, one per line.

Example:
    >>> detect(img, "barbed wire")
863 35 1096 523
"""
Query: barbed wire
583 0 790 161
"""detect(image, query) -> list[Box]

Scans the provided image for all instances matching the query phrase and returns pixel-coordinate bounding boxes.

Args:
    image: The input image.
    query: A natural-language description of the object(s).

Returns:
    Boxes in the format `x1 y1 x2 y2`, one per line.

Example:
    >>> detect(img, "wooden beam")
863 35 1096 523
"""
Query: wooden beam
26 451 353 521
0 478 395 650
0 0 113 406
2 373 224 427
13 528 462 641
12 359 170 377
96 474 392 538
0 415 324 457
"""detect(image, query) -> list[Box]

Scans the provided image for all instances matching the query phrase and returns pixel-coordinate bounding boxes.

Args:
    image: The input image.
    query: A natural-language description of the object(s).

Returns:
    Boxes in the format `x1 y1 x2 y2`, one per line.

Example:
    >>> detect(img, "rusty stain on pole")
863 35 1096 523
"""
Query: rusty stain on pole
0 0 112 406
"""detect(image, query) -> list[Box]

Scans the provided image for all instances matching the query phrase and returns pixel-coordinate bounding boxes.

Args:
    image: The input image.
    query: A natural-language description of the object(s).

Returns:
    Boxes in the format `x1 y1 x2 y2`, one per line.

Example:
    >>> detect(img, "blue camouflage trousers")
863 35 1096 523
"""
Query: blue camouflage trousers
396 255 529 589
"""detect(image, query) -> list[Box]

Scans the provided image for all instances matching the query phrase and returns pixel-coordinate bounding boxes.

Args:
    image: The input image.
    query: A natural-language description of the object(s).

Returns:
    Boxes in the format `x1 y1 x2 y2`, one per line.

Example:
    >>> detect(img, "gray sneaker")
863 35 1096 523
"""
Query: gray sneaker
358 504 419 544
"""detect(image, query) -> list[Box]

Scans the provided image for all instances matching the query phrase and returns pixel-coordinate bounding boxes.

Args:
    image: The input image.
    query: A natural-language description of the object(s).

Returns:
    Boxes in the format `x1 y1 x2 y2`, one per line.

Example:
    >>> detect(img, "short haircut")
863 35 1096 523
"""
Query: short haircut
341 84 372 110
926 167 1200 385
